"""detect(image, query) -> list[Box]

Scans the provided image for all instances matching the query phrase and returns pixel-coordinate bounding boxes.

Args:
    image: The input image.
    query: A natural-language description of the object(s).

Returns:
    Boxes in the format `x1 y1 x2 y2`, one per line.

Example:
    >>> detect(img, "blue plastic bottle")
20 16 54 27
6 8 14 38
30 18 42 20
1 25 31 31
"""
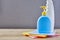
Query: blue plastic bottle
37 6 51 35
37 16 51 34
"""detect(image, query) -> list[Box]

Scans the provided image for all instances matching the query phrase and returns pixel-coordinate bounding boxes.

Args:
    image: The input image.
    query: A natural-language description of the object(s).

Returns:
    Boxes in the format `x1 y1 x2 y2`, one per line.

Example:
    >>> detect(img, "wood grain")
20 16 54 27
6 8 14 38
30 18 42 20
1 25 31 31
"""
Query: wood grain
0 29 59 40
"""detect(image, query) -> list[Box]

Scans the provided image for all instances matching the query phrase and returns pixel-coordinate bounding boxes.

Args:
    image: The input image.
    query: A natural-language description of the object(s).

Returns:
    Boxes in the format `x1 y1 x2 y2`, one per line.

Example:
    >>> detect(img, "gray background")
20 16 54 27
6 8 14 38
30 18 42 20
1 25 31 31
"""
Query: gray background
0 0 59 29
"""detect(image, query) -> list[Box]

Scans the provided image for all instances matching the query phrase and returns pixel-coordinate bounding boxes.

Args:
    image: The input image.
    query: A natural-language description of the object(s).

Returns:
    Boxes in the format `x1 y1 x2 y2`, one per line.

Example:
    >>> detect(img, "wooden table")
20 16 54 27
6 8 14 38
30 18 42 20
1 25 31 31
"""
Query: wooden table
0 29 59 40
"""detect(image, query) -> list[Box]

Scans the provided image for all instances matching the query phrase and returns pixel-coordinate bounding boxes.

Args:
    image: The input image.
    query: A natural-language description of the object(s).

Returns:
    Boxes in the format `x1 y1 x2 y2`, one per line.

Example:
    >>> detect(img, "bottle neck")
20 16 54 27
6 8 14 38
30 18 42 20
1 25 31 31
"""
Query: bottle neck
42 11 47 16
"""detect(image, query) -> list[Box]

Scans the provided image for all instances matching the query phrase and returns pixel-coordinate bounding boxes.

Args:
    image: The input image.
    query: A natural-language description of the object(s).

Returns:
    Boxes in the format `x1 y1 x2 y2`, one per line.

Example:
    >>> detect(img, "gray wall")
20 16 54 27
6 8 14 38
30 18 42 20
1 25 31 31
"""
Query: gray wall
0 0 59 29
53 0 60 29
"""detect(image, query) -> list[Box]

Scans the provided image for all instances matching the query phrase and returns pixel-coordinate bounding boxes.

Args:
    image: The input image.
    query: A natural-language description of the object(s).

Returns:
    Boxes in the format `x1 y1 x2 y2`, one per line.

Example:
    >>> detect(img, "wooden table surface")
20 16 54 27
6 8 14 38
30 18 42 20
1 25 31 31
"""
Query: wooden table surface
0 29 59 40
